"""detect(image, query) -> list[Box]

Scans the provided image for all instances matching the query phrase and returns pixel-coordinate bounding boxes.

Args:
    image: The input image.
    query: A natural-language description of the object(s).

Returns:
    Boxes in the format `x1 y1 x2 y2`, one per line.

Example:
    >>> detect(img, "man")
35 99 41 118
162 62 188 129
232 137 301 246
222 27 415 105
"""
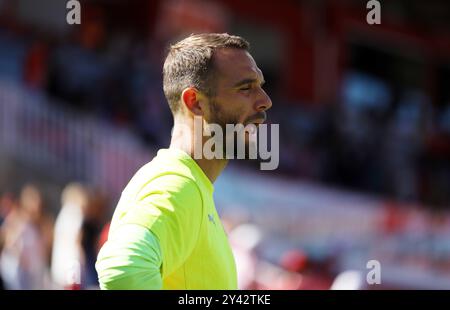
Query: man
95 33 272 289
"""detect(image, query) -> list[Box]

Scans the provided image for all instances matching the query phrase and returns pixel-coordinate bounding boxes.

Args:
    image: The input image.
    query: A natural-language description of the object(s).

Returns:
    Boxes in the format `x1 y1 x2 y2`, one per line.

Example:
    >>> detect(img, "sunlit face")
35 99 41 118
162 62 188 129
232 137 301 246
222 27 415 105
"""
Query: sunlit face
201 48 273 160
204 48 272 129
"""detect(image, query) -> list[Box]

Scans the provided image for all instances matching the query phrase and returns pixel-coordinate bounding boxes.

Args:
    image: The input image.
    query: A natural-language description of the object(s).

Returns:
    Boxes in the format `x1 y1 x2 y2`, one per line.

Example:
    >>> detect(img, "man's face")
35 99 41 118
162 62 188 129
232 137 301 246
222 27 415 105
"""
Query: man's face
202 48 272 159
205 48 272 128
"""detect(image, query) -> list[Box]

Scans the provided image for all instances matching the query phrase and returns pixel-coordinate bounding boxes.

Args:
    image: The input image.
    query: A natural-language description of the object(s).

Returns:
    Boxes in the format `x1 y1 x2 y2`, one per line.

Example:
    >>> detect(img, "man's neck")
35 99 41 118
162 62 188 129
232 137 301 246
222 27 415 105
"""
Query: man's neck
169 120 228 183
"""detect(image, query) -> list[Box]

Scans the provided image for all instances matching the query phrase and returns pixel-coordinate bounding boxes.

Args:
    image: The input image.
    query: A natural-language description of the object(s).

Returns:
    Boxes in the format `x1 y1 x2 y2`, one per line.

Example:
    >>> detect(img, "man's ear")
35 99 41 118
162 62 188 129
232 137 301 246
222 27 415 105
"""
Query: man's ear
181 87 204 116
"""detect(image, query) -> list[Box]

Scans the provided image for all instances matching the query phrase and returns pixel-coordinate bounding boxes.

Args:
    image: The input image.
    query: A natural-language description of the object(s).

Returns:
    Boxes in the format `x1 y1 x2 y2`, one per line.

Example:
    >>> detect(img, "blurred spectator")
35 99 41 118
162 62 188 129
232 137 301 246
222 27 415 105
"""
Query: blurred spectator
330 270 365 290
229 223 262 289
51 183 88 289
81 188 108 288
279 250 334 290
0 184 52 289
0 191 17 290
51 183 108 289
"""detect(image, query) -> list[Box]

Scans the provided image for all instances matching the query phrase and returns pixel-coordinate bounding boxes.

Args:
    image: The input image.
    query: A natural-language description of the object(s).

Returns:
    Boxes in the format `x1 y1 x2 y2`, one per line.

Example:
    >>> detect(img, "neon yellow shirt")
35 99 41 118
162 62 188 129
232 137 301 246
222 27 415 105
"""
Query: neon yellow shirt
95 148 237 289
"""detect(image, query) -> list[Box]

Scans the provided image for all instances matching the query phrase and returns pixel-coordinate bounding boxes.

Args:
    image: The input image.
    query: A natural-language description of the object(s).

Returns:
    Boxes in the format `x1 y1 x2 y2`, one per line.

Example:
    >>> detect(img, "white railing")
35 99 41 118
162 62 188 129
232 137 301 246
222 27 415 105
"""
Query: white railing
0 79 155 200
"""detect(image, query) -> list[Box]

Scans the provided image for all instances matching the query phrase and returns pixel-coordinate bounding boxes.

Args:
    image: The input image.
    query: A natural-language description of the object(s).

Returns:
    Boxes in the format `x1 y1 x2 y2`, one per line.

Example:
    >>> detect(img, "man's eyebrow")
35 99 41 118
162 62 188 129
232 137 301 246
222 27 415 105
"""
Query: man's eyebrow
233 78 265 88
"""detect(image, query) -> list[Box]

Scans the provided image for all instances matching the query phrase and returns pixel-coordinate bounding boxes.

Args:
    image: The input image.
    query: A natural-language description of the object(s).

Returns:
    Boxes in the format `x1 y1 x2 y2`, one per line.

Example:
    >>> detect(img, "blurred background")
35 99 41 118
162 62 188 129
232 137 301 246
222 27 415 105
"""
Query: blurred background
1 0 450 290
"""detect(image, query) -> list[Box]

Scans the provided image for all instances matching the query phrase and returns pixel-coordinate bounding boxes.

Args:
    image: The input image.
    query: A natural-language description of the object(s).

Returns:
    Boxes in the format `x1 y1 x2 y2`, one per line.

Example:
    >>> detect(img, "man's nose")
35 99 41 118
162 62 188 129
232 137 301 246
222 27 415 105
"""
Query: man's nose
255 90 272 112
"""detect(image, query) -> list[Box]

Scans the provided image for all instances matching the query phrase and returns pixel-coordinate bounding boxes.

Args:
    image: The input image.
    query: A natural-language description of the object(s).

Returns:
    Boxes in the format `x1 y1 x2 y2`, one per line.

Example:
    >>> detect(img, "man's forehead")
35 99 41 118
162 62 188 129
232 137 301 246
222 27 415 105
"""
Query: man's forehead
213 48 263 82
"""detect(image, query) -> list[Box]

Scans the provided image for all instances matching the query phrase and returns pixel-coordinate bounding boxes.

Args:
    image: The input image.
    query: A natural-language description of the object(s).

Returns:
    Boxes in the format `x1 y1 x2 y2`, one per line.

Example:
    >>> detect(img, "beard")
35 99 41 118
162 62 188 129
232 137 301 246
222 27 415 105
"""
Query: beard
206 100 261 160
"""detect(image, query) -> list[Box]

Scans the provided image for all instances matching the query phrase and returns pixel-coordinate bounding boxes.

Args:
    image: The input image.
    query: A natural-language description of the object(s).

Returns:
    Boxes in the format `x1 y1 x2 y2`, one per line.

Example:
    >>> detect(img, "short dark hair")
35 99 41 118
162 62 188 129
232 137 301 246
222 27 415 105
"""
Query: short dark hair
163 33 250 114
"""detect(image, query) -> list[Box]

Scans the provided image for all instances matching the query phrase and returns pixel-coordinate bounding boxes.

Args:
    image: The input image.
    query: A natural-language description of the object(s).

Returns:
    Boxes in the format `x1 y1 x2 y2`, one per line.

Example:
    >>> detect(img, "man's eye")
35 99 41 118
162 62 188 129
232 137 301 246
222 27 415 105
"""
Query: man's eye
240 85 251 91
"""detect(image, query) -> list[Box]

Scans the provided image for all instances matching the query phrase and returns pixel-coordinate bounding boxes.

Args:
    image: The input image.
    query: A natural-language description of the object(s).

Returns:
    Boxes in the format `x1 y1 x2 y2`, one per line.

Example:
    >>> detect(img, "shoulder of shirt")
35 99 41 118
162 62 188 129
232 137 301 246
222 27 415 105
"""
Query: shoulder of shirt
128 171 203 206
138 153 197 183
139 172 202 197
123 153 205 199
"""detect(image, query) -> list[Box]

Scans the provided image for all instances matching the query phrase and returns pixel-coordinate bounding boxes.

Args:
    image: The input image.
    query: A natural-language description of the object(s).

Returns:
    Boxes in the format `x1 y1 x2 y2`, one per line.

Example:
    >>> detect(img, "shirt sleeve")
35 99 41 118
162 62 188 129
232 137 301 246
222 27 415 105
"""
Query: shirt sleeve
95 223 163 290
106 174 204 279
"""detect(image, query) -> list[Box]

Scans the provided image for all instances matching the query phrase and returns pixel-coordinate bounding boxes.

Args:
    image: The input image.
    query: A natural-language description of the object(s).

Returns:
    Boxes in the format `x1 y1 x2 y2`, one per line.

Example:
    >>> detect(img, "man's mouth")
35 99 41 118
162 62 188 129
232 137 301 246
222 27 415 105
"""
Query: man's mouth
253 118 266 125
245 112 267 126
